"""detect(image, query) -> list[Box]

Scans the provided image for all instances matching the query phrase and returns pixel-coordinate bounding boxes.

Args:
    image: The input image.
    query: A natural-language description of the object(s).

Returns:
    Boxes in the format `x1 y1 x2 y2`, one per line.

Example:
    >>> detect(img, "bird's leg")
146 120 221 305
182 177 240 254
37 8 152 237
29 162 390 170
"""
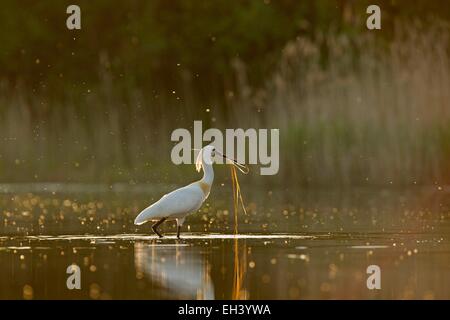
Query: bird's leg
151 217 166 238
177 225 181 239
176 217 185 239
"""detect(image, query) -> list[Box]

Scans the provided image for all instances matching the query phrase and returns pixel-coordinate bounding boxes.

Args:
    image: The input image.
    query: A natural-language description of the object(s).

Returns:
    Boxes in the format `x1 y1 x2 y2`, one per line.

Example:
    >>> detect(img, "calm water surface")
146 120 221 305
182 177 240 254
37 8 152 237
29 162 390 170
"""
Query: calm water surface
0 184 449 299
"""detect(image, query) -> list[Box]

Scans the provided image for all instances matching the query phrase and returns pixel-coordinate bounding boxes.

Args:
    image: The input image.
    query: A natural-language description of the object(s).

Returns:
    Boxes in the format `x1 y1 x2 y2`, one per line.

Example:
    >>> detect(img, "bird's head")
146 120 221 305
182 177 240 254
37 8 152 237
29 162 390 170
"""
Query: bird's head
195 145 248 174
195 145 216 172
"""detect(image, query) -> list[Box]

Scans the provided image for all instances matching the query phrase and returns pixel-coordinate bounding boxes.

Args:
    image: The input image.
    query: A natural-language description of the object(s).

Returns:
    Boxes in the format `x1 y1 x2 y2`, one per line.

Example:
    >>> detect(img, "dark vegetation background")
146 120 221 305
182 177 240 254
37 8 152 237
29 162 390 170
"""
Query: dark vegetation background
0 0 449 186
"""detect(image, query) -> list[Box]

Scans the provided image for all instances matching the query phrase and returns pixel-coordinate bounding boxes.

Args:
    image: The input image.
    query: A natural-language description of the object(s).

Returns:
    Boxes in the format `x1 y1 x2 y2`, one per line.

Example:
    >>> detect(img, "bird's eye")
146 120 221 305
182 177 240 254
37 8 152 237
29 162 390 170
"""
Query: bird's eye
211 151 216 157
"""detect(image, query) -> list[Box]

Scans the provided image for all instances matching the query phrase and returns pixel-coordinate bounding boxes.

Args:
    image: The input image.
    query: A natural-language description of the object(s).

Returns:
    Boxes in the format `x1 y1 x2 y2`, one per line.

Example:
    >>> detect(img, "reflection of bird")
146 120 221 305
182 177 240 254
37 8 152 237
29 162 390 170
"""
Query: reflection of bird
134 243 215 299
135 145 219 239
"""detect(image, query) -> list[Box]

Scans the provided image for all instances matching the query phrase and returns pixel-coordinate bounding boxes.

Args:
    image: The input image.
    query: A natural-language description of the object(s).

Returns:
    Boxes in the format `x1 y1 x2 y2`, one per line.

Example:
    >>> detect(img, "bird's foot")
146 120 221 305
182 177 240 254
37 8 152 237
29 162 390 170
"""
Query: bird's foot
152 227 163 238
152 229 163 238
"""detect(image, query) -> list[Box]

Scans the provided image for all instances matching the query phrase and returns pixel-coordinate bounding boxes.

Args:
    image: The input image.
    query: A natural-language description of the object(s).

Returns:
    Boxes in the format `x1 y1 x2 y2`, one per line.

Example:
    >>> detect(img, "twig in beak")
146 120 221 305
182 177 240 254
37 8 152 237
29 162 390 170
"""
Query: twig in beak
217 151 249 174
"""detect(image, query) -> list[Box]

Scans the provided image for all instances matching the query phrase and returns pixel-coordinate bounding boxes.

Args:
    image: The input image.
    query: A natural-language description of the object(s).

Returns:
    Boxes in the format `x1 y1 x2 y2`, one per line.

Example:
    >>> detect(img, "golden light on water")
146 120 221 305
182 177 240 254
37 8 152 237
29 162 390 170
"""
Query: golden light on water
89 283 101 300
0 186 449 299
23 285 33 300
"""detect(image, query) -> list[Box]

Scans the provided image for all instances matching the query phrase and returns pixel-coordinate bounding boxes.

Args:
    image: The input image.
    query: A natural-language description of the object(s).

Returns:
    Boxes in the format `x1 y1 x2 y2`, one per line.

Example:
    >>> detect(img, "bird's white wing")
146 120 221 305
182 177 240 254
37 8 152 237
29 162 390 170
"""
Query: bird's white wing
134 184 204 225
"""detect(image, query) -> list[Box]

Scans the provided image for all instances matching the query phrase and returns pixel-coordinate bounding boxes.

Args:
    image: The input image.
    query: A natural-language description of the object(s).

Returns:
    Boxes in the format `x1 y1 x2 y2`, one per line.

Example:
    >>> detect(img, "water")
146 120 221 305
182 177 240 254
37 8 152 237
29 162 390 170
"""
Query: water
0 184 449 299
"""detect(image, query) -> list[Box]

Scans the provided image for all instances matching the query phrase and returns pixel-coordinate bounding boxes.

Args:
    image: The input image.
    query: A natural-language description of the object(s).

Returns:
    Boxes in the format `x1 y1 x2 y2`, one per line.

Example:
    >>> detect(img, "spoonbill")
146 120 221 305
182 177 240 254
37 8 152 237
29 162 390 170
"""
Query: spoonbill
134 145 238 239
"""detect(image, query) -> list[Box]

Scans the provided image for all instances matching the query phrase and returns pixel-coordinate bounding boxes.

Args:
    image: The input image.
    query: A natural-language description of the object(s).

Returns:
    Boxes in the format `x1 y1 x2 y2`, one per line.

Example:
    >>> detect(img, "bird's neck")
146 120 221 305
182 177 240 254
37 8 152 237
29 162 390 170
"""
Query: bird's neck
201 163 214 186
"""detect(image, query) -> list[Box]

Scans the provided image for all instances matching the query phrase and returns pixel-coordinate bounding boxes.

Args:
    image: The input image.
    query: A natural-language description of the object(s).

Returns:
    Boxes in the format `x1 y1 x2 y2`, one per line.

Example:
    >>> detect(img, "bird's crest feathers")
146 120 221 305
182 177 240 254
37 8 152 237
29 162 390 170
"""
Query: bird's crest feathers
195 149 203 172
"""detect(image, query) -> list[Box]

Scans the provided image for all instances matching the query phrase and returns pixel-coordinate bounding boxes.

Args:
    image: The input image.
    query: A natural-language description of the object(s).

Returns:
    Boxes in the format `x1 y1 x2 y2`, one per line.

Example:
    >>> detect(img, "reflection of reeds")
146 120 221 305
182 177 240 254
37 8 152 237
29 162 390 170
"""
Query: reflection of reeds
231 238 247 300
0 22 449 186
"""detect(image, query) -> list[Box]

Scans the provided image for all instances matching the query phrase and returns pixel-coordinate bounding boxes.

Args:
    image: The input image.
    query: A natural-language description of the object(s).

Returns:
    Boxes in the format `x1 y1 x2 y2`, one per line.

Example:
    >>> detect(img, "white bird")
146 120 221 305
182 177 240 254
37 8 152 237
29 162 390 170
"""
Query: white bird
134 145 221 239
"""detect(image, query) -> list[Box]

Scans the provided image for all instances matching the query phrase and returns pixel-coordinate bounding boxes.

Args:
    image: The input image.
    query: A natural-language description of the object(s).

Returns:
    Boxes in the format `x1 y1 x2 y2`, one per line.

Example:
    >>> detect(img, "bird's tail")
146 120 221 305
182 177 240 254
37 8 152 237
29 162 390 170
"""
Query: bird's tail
134 214 147 225
134 203 162 225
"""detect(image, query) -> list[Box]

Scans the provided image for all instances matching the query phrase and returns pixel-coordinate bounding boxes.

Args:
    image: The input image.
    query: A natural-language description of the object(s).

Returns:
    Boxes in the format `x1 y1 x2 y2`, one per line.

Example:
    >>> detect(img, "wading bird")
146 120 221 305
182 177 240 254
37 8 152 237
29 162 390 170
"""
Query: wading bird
134 145 240 239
